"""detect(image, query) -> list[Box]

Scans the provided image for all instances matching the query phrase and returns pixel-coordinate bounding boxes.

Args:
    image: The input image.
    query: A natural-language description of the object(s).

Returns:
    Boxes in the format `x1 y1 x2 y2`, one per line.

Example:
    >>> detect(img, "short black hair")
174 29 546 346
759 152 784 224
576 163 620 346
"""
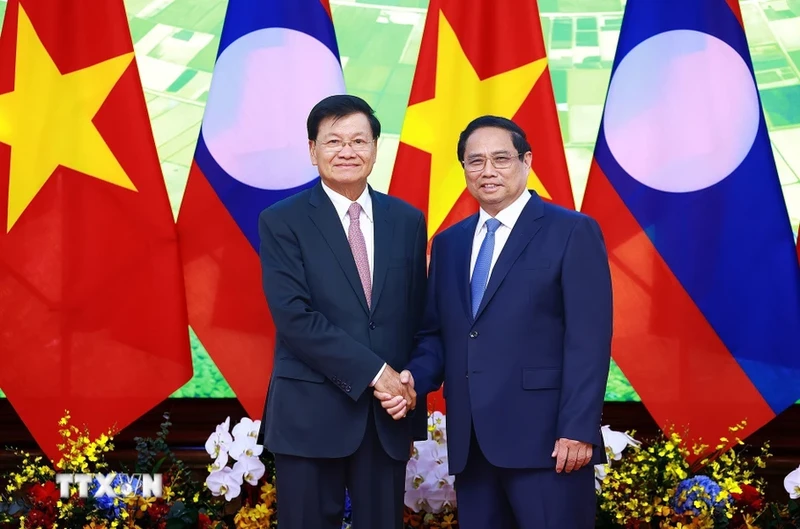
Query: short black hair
306 94 381 141
457 116 531 161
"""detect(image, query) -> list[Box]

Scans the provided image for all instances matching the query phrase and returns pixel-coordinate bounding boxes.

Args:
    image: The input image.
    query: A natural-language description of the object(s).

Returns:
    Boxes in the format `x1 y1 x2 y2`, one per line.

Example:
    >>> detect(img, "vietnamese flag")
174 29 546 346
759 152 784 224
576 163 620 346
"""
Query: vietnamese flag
0 0 192 460
387 0 573 411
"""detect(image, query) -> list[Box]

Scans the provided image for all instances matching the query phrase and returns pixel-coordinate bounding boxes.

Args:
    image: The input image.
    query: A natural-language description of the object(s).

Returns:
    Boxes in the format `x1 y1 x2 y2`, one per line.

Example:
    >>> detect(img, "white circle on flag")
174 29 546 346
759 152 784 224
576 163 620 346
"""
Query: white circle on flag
201 28 346 190
603 30 760 193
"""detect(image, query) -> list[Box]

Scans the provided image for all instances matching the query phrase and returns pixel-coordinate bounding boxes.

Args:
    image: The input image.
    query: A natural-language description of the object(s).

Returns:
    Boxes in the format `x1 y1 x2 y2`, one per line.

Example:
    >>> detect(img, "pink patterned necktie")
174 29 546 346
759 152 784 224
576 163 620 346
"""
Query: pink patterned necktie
347 202 371 308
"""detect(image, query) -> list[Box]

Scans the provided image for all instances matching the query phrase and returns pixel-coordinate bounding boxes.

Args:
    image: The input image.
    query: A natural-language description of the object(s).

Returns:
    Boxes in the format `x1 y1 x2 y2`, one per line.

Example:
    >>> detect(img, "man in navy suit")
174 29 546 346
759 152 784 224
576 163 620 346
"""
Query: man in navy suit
258 95 428 529
378 116 613 528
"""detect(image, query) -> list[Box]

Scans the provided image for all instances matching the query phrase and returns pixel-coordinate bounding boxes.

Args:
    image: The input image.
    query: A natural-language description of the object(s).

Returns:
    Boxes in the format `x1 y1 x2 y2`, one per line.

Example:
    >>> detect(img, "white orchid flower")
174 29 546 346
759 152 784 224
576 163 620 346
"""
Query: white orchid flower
205 466 242 501
403 485 427 512
594 464 608 491
601 425 640 462
232 417 261 441
428 412 447 444
209 450 229 473
205 417 233 458
229 432 264 461
412 440 443 478
424 465 455 513
784 465 800 499
232 455 266 486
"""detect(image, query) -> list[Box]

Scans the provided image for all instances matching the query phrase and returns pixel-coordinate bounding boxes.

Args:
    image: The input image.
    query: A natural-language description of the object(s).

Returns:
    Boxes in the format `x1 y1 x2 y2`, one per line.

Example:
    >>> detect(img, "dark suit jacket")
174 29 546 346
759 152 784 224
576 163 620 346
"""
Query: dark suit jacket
406 191 612 474
258 181 428 462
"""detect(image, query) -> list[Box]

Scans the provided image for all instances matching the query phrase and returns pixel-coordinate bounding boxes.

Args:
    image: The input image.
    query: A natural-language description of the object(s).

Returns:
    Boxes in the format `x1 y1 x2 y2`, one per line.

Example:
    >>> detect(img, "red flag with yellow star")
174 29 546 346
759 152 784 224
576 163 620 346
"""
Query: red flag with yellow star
388 0 573 411
0 0 192 460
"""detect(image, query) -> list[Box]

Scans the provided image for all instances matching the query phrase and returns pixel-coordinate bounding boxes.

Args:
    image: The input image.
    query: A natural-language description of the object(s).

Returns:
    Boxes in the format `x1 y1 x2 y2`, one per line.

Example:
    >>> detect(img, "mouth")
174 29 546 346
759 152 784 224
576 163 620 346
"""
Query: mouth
481 183 501 191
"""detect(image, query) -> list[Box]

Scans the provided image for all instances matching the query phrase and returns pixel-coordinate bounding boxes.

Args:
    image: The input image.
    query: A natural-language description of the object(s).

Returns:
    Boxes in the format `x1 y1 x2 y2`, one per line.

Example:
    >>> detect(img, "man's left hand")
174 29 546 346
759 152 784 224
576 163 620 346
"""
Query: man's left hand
551 438 592 473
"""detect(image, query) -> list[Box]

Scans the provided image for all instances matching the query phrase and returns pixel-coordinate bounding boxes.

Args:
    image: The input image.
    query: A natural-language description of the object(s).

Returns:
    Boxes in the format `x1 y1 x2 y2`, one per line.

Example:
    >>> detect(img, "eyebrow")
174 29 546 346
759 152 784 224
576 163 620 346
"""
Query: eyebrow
465 150 515 159
320 133 370 140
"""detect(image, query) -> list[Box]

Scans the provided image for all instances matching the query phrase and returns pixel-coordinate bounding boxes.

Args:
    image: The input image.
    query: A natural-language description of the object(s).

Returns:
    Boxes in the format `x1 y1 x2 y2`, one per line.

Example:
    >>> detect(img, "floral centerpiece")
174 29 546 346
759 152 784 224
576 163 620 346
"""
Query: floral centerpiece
0 411 223 529
202 416 277 528
2 411 799 529
595 422 800 528
401 411 457 528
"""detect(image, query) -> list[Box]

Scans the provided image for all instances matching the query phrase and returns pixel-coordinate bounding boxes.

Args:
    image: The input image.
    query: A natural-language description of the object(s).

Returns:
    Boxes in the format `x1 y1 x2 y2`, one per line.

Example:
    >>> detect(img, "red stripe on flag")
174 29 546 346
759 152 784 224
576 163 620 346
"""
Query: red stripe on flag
583 161 774 450
319 0 332 19
178 162 275 419
724 0 744 27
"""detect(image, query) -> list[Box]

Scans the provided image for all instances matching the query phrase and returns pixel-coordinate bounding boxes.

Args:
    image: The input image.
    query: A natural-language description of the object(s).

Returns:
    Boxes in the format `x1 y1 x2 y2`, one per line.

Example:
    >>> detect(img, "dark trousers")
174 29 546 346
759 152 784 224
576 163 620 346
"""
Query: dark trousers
456 426 596 529
273 410 406 529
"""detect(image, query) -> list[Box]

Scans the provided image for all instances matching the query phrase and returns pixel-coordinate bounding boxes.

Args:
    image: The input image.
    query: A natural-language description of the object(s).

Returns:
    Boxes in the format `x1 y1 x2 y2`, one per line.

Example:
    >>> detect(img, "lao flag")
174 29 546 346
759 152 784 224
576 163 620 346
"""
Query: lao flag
581 0 800 450
176 0 345 418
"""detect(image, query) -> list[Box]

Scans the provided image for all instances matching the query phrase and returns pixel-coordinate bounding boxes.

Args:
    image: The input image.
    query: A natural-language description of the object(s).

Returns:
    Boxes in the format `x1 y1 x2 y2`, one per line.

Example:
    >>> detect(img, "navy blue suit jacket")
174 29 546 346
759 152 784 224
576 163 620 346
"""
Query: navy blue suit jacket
258 181 428 462
406 191 612 474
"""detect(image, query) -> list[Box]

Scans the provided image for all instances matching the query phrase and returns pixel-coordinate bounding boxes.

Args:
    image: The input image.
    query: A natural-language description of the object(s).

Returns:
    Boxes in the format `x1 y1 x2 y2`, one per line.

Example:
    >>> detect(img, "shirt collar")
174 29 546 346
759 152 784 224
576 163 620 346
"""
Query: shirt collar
477 190 531 231
321 180 373 223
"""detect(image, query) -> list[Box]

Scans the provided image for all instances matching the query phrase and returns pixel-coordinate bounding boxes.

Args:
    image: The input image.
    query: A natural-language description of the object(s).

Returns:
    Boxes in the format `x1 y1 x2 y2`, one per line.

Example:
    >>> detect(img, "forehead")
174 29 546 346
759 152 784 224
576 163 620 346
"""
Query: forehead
464 127 515 155
317 113 372 138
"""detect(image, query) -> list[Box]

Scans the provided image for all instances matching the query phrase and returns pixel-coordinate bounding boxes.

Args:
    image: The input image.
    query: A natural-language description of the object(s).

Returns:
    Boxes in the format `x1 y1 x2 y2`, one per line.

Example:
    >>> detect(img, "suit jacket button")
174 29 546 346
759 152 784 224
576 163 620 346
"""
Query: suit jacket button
469 330 478 338
345 385 351 392
369 321 376 330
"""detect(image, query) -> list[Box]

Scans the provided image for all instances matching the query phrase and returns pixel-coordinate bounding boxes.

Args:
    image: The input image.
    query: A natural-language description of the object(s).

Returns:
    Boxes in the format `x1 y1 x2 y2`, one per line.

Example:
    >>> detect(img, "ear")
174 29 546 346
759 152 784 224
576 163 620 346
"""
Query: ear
309 140 318 166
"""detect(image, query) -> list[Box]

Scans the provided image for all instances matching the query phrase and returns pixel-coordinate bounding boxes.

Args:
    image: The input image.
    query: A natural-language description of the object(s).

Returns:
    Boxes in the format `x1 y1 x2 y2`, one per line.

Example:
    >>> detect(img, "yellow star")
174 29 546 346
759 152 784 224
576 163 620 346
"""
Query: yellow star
0 5 137 233
399 10 551 238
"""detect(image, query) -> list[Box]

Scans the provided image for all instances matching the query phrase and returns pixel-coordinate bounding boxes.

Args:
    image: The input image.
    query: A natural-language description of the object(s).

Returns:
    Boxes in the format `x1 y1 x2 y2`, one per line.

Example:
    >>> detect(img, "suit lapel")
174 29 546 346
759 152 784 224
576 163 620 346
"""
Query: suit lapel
457 215 479 322
369 190 393 315
307 182 370 315
473 193 545 321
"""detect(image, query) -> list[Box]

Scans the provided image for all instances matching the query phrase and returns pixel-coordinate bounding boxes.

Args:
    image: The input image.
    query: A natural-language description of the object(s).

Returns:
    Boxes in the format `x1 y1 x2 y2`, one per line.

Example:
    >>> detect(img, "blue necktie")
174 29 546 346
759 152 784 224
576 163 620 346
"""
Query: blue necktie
471 218 501 317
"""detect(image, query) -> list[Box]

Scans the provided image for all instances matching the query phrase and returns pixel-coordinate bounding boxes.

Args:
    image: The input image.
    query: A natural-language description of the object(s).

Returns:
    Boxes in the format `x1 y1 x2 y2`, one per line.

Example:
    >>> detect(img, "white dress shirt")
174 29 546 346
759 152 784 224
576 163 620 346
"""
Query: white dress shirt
320 181 385 385
470 190 531 281
321 181 374 281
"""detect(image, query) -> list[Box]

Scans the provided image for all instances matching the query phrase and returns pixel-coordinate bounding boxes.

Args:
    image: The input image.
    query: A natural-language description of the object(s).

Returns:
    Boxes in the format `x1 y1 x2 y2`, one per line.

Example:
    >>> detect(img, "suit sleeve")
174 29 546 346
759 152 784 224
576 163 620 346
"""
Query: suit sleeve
258 208 385 401
406 235 446 397
556 216 613 447
408 212 431 441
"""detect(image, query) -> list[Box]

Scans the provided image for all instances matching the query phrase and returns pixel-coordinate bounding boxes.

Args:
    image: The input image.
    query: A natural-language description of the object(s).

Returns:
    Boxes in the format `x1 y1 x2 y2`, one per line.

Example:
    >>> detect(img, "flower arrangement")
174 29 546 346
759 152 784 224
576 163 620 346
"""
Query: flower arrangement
0 411 223 529
3 411 799 529
202 416 277 529
402 411 457 528
595 422 800 528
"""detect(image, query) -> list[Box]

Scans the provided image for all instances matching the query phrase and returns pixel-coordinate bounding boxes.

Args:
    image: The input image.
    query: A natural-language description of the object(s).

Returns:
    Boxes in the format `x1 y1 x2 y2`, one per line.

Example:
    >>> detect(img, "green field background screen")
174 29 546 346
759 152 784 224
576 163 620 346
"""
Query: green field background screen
0 0 798 402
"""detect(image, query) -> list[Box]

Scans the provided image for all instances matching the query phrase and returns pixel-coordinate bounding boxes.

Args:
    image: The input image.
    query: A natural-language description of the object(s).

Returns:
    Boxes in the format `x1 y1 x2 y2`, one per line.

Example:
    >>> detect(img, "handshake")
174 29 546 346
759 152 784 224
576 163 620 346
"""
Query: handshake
373 366 416 420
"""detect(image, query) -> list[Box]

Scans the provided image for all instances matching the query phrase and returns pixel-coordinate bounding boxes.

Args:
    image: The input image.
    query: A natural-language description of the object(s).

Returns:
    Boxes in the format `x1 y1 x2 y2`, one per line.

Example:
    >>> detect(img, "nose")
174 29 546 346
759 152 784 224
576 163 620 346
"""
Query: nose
337 144 357 158
480 162 499 178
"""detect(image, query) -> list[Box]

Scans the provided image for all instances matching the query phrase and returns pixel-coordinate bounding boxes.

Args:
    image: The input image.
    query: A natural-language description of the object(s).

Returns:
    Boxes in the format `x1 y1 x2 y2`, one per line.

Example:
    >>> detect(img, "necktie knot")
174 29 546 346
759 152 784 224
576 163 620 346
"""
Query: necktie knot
347 202 362 221
485 218 501 234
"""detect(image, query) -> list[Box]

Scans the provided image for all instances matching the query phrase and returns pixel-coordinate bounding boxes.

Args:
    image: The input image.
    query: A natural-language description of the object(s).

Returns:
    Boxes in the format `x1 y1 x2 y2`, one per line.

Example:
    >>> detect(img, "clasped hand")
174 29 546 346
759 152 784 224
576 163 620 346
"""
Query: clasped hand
373 368 415 420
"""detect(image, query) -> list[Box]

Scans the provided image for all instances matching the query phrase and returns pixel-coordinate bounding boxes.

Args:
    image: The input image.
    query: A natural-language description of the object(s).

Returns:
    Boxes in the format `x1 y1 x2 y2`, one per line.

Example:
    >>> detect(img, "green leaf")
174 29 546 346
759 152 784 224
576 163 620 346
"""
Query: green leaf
153 455 169 473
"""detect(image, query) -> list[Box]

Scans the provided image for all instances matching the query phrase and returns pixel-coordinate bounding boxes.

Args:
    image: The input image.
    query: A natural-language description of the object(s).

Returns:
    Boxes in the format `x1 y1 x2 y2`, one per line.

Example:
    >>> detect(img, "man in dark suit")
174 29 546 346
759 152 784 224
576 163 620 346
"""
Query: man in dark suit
258 95 428 529
378 115 613 528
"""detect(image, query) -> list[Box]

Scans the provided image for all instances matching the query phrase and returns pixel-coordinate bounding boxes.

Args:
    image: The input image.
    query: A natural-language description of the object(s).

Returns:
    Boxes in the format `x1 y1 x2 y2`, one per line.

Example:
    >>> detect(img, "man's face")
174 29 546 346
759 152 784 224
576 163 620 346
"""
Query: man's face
309 113 377 191
462 126 531 215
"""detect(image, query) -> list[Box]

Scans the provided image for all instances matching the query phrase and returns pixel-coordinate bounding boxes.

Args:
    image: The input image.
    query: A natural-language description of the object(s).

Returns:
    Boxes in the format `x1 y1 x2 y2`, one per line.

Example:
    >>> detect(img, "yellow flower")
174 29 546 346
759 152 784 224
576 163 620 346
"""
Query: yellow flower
162 485 175 501
260 481 276 504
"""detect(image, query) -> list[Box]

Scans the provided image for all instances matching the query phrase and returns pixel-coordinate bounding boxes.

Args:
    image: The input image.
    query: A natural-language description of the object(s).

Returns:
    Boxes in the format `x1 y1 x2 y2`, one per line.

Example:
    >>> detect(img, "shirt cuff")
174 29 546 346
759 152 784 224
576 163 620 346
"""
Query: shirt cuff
370 363 387 387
